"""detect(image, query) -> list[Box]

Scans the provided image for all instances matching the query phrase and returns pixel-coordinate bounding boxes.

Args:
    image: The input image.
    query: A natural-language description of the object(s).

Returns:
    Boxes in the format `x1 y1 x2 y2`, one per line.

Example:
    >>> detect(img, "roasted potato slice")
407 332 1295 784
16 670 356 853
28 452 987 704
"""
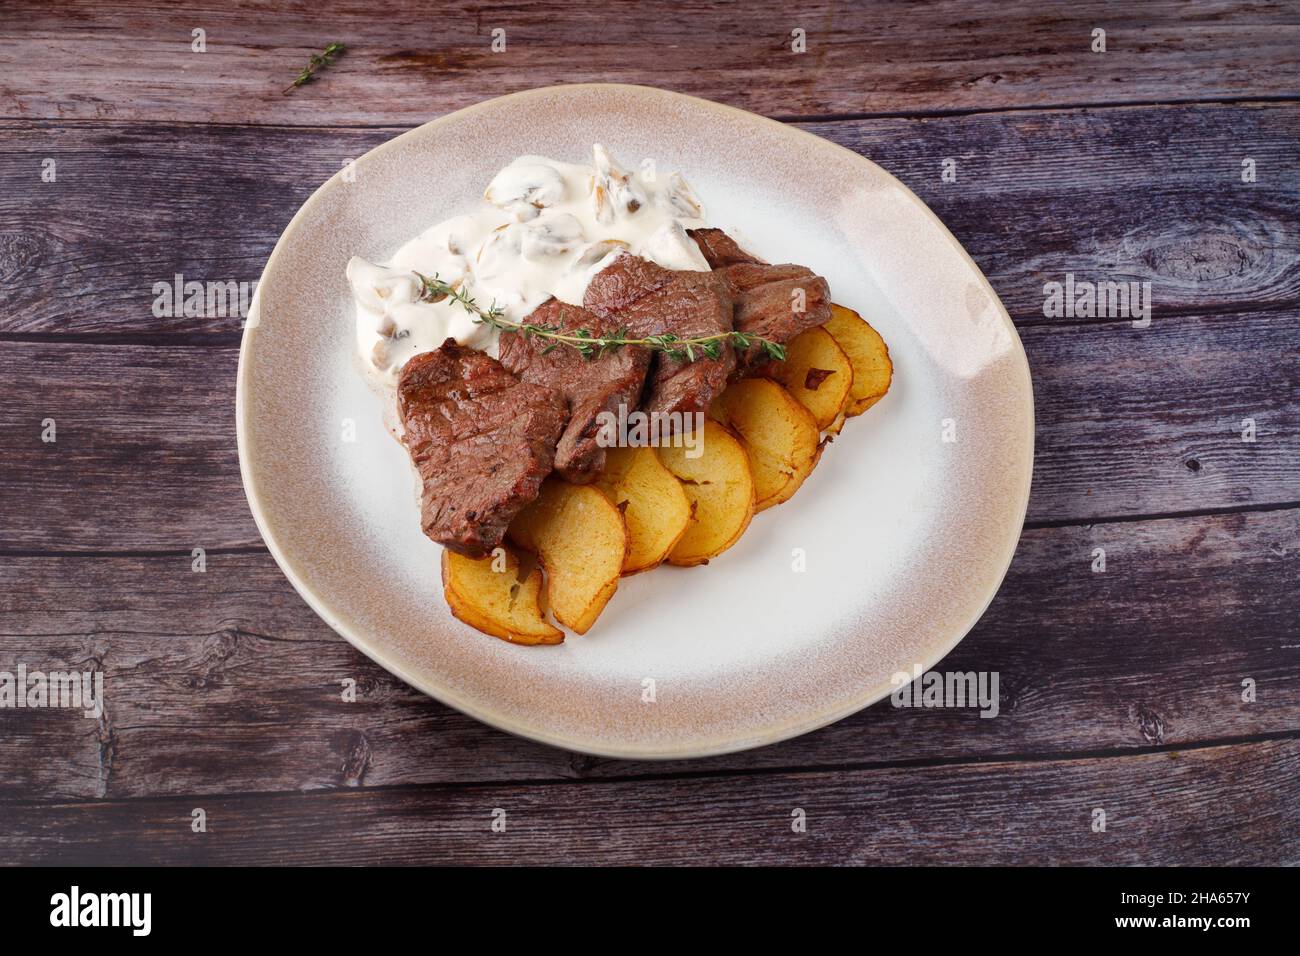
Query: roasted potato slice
824 390 852 436
824 303 893 416
711 378 821 512
593 445 691 574
765 326 854 430
441 547 563 646
656 420 755 567
508 479 626 634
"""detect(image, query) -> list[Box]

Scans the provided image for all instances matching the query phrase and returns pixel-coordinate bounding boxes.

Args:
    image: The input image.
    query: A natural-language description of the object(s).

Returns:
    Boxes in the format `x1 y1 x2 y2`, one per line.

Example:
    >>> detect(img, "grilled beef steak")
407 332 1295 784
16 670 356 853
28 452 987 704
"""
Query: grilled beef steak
688 227 759 269
498 298 651 484
583 253 735 418
688 227 832 373
397 340 567 558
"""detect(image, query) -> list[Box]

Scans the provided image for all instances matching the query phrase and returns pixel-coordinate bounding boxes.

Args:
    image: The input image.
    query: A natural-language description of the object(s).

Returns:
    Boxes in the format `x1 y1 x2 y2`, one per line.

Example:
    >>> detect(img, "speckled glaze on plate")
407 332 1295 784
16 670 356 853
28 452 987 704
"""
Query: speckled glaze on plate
236 84 1034 759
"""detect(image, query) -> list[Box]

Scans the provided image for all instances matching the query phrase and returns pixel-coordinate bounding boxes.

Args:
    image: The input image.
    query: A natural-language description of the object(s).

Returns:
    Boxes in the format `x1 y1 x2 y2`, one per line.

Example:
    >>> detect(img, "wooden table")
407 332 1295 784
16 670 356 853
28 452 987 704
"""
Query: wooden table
1 1 1297 865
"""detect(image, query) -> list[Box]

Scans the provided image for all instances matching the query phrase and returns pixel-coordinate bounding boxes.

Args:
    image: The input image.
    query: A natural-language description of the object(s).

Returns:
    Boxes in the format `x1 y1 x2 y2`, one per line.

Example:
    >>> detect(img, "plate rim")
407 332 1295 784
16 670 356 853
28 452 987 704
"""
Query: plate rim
235 82 1035 760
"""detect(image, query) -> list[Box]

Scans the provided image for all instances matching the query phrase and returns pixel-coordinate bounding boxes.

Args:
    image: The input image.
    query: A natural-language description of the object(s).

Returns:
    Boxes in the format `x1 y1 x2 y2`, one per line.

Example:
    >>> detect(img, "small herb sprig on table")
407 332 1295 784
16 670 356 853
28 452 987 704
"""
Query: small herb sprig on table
413 271 787 363
283 42 346 94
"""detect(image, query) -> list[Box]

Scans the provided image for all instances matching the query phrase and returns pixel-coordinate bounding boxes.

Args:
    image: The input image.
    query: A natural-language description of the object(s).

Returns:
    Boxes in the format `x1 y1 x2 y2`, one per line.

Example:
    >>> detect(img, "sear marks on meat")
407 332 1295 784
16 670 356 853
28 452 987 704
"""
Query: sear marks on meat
397 339 567 558
688 227 832 374
499 298 651 484
583 253 736 418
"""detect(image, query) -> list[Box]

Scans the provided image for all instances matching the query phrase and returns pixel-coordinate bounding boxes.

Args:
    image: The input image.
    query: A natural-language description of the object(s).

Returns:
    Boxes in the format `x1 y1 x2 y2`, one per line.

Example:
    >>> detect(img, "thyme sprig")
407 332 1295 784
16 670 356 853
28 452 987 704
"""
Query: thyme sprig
283 42 346 94
413 271 787 363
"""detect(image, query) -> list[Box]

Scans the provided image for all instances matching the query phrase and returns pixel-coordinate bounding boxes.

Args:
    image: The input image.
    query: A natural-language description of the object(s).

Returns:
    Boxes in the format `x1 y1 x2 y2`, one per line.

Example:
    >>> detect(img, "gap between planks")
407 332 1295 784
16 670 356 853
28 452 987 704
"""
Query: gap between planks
2 94 1298 132
2 499 1296 559
2 728 1297 809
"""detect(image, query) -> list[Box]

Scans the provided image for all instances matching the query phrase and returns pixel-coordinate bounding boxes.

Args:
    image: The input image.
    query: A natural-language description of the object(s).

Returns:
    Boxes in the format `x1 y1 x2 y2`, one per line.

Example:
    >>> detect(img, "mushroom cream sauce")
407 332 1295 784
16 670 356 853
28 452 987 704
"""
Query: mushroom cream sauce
347 146 711 387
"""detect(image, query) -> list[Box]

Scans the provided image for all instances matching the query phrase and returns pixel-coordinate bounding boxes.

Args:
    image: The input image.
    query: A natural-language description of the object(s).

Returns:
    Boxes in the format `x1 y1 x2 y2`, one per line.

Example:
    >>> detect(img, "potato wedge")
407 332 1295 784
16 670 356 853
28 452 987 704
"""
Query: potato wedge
656 420 755 566
441 547 563 646
508 479 626 634
592 445 691 574
825 389 852 436
824 303 893 416
764 326 854 430
711 378 821 512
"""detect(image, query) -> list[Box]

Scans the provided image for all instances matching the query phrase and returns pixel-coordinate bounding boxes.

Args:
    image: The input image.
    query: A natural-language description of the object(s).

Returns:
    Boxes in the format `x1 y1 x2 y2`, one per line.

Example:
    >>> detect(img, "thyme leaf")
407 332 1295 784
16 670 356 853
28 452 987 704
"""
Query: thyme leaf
284 42 346 94
412 270 786 364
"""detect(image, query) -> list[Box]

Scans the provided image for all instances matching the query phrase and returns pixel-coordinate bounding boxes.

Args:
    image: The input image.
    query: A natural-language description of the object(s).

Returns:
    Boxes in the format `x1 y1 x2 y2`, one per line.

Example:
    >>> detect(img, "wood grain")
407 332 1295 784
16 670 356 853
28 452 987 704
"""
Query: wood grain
2 104 1298 336
1 311 1295 552
1 509 1294 799
1 738 1295 864
807 104 1300 322
1026 311 1299 520
1 1 1297 125
1 0 1298 866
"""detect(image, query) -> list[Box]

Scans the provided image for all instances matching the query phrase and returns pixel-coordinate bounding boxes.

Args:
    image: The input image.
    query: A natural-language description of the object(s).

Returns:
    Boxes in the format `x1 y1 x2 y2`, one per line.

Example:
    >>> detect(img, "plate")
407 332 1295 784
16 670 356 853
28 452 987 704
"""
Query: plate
236 84 1033 759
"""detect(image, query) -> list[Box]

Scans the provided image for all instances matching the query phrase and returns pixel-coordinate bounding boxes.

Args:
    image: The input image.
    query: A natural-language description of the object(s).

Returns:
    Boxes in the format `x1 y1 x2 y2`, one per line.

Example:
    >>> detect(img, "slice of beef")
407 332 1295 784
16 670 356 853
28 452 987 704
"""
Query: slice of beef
688 227 832 373
689 227 761 268
498 298 651 484
583 253 735 418
397 340 567 558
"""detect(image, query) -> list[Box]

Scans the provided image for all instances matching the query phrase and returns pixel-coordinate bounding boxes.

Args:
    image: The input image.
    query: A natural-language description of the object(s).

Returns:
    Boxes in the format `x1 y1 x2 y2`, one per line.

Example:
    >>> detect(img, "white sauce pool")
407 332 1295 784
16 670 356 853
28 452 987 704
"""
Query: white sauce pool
347 145 710 387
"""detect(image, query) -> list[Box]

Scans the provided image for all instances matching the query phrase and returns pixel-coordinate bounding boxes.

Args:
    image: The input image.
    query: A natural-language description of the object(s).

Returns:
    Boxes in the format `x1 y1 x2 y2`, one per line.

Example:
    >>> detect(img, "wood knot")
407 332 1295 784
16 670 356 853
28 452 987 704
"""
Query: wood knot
567 750 602 776
0 232 45 283
333 730 372 787
1136 704 1165 745
1140 233 1251 284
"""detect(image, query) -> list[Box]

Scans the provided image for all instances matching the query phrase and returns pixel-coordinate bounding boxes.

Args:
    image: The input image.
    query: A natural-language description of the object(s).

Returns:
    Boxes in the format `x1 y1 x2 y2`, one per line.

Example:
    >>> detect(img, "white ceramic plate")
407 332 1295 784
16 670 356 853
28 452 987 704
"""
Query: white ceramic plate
236 84 1033 759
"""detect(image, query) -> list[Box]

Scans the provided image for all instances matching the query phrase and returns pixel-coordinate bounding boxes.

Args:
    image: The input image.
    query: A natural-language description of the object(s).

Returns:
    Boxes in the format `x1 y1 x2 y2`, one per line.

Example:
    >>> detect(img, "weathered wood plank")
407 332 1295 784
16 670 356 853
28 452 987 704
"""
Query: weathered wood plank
1 509 1294 799
0 345 245 549
1 739 1295 864
1 1 1297 125
1 310 1295 552
806 104 1300 322
1027 312 1299 519
2 104 1298 335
